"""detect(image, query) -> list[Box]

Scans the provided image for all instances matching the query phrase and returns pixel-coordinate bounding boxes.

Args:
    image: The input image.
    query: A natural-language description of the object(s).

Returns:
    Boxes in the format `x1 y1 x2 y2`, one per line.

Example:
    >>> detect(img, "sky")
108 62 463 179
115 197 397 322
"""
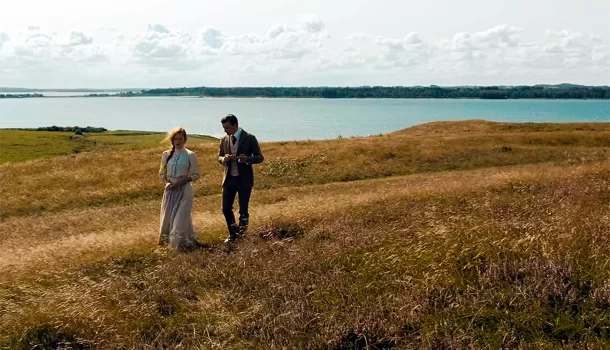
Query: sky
0 0 609 88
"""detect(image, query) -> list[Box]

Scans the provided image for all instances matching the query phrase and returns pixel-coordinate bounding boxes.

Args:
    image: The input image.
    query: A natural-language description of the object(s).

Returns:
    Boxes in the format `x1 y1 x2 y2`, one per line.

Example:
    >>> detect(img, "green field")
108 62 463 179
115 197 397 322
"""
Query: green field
0 129 217 163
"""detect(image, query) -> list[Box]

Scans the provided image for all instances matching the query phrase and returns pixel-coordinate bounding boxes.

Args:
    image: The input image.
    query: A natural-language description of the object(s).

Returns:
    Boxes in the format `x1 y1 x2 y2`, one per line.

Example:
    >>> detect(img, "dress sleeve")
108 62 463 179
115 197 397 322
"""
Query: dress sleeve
159 151 168 182
188 151 201 182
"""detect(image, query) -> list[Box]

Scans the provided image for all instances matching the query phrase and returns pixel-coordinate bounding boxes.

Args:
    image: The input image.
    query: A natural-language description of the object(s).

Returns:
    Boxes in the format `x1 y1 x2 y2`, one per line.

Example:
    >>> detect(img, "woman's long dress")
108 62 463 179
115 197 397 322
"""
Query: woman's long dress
158 148 201 249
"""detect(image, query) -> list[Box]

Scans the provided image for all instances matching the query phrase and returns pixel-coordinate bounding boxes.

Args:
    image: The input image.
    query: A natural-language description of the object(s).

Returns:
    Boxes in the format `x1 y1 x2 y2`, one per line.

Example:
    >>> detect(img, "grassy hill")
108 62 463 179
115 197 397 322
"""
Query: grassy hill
0 120 609 349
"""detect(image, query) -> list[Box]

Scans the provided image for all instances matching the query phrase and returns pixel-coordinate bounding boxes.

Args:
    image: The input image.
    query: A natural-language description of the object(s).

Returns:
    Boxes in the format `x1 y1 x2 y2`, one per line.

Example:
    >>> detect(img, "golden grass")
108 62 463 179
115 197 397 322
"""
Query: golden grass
1 121 608 217
0 161 597 284
1 120 609 349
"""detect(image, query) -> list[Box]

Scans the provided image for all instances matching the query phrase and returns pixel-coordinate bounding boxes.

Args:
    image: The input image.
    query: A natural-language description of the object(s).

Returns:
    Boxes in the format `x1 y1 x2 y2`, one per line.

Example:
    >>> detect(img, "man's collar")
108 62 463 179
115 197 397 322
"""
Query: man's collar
235 127 243 140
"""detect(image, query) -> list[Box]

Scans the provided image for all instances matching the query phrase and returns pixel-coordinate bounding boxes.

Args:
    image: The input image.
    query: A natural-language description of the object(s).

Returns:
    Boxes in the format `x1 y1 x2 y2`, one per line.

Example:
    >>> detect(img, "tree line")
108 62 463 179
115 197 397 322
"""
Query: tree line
2 86 608 99
36 126 107 133
138 85 610 99
0 94 44 98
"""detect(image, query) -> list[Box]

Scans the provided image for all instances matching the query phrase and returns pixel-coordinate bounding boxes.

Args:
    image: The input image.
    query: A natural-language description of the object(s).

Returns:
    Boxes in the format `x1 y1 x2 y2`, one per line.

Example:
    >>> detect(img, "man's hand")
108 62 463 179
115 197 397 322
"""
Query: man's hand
224 154 235 164
237 154 248 163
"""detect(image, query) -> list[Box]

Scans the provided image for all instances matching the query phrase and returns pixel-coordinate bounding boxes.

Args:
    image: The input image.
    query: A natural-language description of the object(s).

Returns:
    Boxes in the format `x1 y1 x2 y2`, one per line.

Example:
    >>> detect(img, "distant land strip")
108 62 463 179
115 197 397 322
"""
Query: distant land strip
1 84 609 99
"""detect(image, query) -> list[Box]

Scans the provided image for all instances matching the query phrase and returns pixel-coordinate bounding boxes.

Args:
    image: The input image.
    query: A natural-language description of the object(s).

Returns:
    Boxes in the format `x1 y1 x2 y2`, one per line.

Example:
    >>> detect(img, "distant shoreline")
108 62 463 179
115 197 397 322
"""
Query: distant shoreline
1 84 609 100
1 95 609 100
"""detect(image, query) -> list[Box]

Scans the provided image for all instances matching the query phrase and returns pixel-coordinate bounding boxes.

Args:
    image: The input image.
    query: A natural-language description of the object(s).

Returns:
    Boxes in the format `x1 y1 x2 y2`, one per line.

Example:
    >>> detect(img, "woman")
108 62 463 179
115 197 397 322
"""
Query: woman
159 127 201 250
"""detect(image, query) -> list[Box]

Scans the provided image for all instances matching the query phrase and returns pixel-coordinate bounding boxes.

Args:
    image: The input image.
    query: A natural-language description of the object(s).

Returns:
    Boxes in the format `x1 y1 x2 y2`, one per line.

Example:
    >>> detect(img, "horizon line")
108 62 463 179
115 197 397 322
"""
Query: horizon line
2 83 610 91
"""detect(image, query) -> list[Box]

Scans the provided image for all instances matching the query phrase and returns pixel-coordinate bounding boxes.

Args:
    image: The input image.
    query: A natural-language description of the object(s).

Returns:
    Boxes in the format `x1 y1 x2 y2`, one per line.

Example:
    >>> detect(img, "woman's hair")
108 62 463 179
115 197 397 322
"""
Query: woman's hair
162 127 188 164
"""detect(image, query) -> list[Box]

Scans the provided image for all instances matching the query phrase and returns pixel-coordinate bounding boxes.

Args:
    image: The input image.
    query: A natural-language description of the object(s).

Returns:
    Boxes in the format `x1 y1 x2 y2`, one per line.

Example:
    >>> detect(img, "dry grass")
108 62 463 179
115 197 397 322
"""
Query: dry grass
1 120 609 349
1 121 608 217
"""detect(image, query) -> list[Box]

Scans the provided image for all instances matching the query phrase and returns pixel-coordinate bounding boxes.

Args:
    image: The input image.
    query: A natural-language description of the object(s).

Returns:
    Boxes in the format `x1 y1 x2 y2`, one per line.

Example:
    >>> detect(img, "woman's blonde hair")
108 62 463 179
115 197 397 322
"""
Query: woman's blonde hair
162 127 188 146
162 127 188 164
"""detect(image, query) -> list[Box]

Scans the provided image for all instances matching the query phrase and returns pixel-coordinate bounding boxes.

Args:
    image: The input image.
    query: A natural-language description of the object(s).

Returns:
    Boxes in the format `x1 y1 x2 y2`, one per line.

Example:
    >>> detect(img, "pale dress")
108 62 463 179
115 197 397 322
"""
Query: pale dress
159 148 201 249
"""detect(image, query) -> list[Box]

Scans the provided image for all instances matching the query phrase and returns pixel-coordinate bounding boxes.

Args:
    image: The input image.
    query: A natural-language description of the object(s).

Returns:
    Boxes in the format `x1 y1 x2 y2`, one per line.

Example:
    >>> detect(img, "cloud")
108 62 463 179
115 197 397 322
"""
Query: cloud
503 29 610 73
374 33 423 50
215 16 330 59
452 24 521 51
301 13 325 33
130 24 206 69
200 26 225 48
58 31 94 47
347 32 371 41
0 26 109 72
1 20 608 87
267 24 291 39
0 32 9 50
419 25 608 79
148 24 170 34
313 24 608 83
368 32 428 68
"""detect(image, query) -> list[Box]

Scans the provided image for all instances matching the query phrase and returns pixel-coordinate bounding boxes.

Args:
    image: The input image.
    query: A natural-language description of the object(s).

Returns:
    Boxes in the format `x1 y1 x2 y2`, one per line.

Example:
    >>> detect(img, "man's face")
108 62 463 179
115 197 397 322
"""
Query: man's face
222 122 238 135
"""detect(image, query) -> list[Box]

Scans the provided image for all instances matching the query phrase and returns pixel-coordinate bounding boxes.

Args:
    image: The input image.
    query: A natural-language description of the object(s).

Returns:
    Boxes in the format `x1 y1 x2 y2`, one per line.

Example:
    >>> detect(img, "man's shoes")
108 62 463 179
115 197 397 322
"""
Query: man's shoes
223 235 236 244
224 224 240 243
238 215 249 236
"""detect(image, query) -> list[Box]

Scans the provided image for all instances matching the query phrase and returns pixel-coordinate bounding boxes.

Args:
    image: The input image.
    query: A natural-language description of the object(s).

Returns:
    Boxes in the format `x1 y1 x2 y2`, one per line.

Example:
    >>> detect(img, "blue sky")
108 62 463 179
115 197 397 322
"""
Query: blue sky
0 0 608 88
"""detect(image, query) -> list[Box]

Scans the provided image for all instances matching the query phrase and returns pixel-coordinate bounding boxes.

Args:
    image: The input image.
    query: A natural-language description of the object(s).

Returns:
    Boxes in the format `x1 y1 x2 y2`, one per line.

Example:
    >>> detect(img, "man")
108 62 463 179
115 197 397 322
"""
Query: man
217 114 264 243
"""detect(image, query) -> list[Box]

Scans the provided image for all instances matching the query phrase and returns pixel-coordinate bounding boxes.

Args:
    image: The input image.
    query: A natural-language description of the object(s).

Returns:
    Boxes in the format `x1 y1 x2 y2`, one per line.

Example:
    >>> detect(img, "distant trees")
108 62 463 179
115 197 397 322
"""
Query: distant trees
36 126 107 133
0 93 44 98
137 85 610 99
2 86 608 100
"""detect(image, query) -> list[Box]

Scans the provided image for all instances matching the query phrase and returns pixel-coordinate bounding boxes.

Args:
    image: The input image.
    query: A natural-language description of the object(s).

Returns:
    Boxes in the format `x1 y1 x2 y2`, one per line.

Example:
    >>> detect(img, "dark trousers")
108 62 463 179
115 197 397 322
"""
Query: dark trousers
222 175 252 233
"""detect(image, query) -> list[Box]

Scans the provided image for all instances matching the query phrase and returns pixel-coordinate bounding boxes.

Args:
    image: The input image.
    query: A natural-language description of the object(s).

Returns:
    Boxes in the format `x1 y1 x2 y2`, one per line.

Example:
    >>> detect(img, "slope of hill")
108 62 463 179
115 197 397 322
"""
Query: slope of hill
1 120 609 349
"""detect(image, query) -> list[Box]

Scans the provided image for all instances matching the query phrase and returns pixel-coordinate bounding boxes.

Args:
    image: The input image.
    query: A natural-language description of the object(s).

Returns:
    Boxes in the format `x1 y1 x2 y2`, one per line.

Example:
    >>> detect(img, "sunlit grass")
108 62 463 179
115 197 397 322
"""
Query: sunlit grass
1 120 609 349
1 121 608 218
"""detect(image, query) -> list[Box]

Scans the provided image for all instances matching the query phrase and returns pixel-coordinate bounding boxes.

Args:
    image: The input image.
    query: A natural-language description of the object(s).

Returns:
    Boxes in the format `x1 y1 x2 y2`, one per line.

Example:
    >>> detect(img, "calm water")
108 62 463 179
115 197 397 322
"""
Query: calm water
1 97 608 141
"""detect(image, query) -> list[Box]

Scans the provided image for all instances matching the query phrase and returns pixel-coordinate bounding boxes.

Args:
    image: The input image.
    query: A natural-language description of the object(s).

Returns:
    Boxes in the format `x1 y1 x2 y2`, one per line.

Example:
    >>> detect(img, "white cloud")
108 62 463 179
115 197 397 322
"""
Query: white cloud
267 24 291 39
130 24 206 69
1 18 608 87
319 24 609 83
217 17 330 59
0 26 109 73
0 32 9 50
347 32 371 41
125 17 331 70
199 26 225 48
452 25 521 50
300 13 325 34
58 31 94 47
418 25 610 80
148 24 170 34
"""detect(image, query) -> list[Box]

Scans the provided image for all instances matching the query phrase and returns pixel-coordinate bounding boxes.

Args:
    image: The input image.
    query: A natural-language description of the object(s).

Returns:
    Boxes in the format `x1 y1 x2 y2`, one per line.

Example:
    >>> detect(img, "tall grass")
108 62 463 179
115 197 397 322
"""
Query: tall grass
1 120 609 349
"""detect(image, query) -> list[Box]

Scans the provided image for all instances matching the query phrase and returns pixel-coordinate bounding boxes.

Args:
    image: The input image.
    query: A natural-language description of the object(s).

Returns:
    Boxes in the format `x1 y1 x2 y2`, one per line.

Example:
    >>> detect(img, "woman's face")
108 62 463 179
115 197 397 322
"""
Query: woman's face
173 132 186 149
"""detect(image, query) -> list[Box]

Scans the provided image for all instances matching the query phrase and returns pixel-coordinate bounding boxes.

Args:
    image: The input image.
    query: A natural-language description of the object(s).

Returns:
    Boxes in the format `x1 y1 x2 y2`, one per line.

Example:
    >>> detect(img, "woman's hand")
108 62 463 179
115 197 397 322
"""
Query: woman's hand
166 176 191 190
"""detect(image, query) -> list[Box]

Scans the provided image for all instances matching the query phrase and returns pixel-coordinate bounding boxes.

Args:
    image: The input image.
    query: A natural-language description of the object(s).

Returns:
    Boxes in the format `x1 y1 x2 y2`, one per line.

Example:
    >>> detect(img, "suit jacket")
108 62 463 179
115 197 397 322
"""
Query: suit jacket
217 129 264 187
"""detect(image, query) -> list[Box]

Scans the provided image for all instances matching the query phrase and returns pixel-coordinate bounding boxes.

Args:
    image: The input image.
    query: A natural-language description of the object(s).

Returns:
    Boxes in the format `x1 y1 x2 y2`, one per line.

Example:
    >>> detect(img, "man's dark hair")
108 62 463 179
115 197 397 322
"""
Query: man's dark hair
221 114 238 126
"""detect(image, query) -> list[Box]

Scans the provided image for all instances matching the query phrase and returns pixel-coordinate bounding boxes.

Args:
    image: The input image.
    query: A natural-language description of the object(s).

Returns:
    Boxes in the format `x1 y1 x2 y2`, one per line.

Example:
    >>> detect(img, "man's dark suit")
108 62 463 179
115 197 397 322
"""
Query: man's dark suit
217 129 264 236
